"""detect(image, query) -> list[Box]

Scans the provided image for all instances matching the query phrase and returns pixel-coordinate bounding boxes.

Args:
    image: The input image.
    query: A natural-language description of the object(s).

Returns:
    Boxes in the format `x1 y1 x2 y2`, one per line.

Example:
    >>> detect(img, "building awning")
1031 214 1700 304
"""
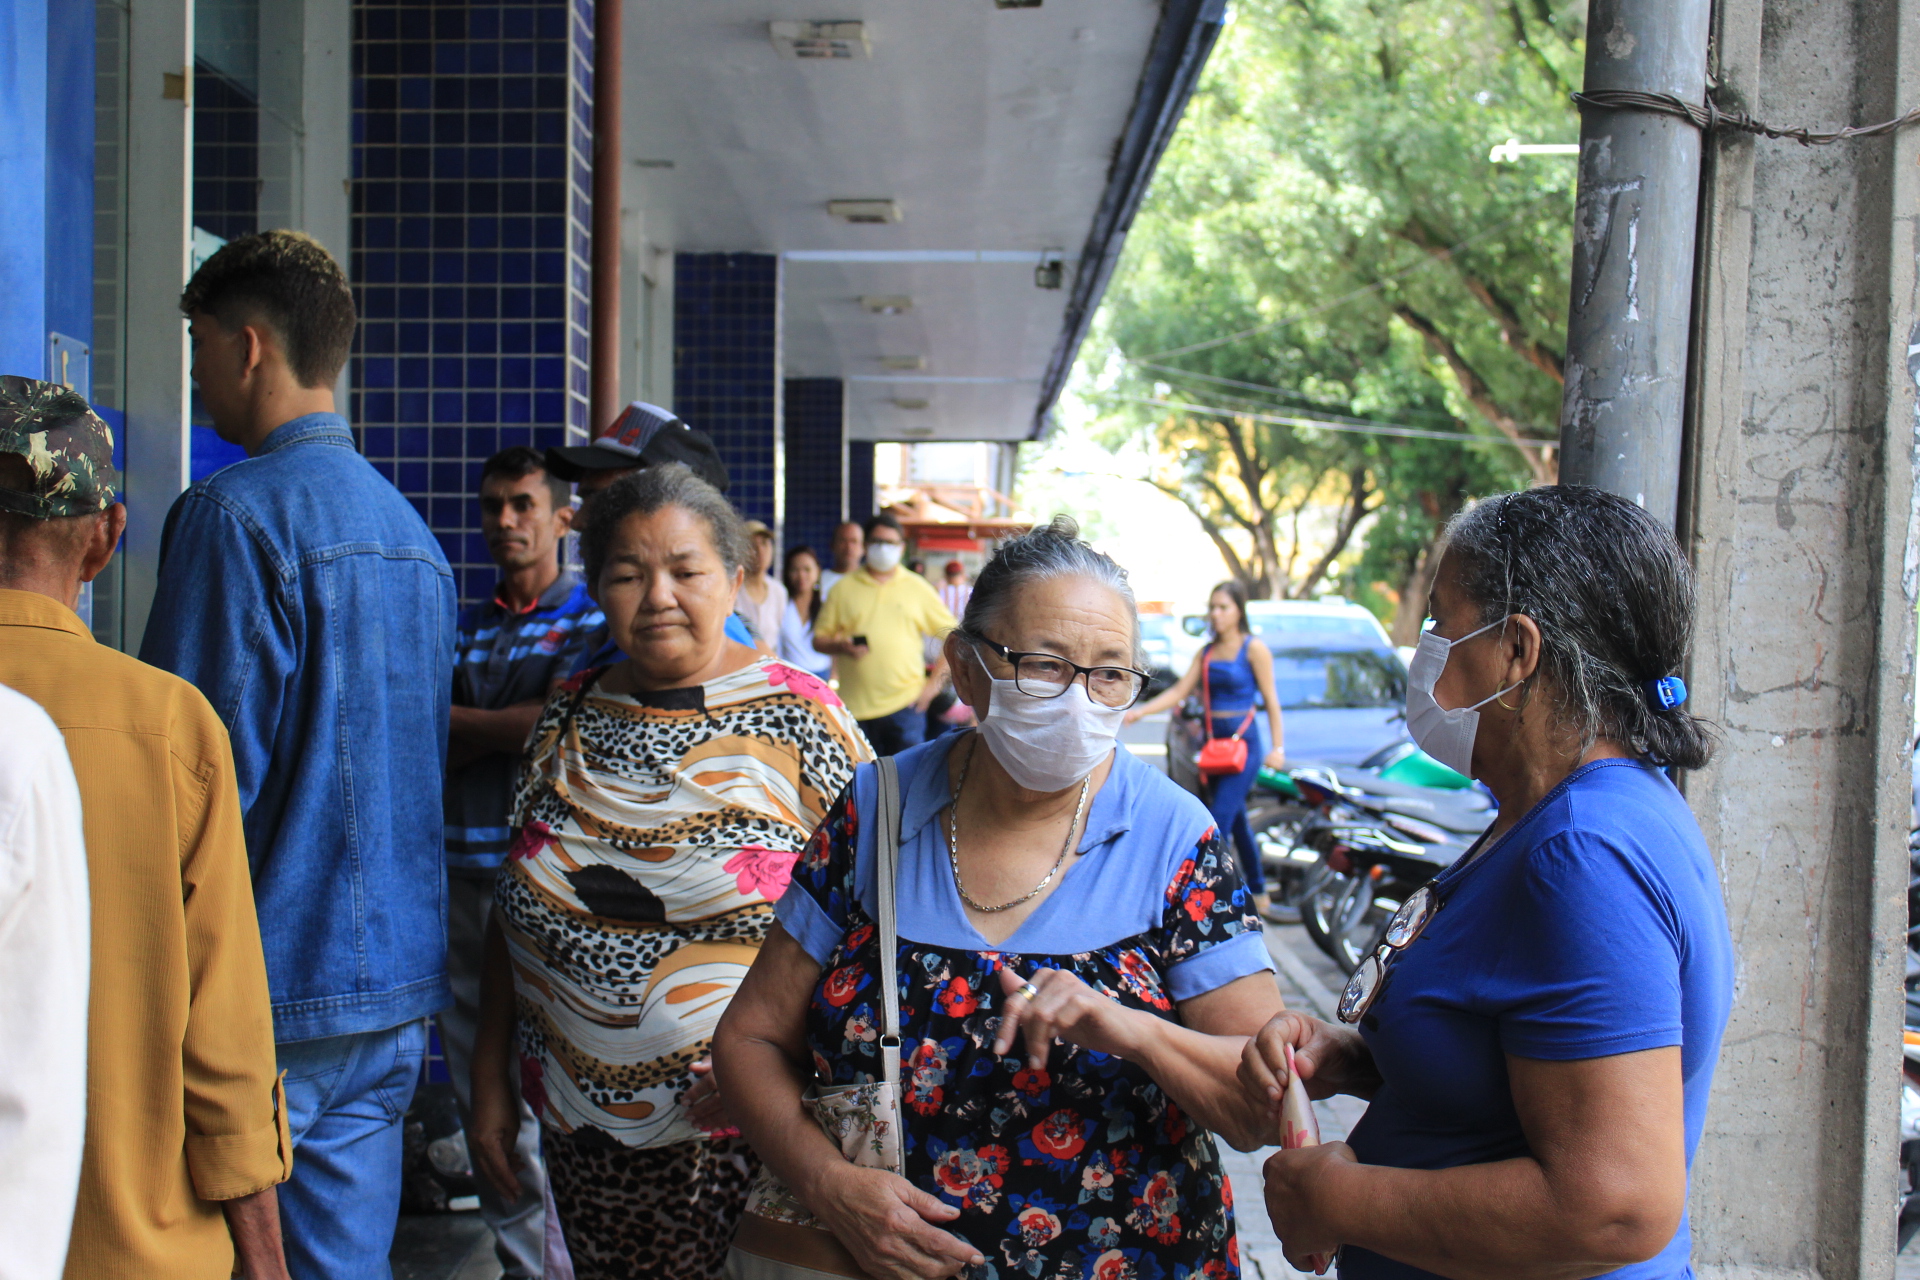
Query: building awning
619 0 1225 444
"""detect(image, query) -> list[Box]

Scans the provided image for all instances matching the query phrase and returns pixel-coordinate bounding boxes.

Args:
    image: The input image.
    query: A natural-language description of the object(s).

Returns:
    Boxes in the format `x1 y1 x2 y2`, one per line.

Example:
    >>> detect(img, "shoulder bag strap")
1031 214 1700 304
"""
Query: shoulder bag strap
873 758 903 1088
872 755 906 1175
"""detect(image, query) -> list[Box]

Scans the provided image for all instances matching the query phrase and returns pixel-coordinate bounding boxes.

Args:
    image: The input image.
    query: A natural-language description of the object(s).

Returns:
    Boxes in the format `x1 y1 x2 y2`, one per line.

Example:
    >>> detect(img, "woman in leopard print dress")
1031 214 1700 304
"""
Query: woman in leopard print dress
468 464 872 1279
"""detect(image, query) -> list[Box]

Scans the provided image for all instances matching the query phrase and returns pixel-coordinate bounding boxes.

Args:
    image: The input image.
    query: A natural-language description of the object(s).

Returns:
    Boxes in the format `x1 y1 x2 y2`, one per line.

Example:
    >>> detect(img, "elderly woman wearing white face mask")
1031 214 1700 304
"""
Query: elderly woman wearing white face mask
714 516 1289 1280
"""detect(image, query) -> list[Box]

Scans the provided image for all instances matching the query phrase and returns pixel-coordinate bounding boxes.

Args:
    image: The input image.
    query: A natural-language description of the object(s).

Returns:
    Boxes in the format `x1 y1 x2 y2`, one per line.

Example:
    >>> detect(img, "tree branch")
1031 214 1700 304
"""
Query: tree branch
1144 476 1253 588
1293 465 1378 598
1393 304 1556 484
1504 1 1575 99
1396 217 1565 385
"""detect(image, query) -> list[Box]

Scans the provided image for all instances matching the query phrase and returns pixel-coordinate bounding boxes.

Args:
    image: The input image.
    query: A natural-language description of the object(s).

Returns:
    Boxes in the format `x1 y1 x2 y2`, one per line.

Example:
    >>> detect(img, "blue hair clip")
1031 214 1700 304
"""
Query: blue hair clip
1643 675 1688 711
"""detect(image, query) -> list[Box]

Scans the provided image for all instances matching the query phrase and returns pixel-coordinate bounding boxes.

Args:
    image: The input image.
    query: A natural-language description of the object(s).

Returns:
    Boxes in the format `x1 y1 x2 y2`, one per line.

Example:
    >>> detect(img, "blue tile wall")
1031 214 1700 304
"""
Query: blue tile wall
847 440 876 524
351 0 594 606
190 61 258 483
674 253 782 530
193 61 259 242
783 377 843 560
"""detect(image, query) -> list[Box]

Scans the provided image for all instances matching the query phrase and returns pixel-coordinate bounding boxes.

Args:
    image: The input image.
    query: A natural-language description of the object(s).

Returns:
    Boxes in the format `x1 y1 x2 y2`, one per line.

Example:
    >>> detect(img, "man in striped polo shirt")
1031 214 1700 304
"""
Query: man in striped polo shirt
442 445 603 1276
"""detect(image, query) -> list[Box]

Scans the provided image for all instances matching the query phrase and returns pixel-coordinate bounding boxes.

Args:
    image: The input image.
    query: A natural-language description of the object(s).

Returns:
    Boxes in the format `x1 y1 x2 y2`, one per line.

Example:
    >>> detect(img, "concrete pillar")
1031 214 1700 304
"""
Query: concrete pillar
1681 0 1919 1274
256 0 351 261
120 0 195 651
783 378 846 559
672 252 784 532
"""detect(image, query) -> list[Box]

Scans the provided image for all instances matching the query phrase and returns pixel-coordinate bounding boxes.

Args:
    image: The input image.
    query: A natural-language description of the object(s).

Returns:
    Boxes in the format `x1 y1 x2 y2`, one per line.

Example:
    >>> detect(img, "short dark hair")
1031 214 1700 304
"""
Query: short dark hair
180 230 356 388
480 446 567 511
1443 485 1714 769
578 462 748 586
864 512 905 540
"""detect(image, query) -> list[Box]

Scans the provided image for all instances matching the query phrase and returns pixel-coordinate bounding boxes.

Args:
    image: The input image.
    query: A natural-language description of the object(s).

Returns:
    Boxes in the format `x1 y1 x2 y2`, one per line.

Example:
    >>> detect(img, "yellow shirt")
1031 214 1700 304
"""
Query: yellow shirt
815 566 958 720
0 590 288 1280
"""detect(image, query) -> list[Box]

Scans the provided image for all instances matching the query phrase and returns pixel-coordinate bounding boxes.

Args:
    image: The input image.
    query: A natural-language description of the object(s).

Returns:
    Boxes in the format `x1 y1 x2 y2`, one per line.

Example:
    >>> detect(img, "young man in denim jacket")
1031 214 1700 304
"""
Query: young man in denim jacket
141 232 455 1279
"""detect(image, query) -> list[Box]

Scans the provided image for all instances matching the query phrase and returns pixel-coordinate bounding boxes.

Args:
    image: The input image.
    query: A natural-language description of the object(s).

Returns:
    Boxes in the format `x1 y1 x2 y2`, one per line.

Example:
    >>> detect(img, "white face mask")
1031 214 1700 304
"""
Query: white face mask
1404 619 1520 778
865 541 904 572
971 648 1126 792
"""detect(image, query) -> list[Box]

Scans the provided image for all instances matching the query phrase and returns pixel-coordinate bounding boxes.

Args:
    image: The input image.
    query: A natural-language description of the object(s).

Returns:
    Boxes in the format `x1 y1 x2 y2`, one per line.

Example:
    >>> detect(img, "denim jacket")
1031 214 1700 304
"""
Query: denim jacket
140 413 455 1042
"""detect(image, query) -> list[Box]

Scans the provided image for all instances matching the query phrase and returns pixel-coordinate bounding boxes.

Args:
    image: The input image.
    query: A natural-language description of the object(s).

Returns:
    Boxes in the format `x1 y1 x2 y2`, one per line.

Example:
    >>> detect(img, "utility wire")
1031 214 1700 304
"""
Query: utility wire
1099 392 1558 445
1134 192 1563 361
1574 90 1920 146
1130 362 1465 433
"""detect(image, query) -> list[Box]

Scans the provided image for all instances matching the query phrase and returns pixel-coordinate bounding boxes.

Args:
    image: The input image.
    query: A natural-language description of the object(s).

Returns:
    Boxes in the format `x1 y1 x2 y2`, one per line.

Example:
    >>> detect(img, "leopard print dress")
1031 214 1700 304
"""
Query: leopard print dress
498 658 871 1279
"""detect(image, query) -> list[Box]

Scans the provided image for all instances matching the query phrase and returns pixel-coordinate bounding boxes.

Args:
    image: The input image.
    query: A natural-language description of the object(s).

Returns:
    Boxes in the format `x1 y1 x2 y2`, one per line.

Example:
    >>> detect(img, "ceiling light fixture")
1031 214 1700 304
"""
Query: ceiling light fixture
880 355 926 371
769 21 871 59
860 296 913 315
994 0 1043 8
1034 248 1066 290
828 199 903 225
633 158 675 169
891 397 930 410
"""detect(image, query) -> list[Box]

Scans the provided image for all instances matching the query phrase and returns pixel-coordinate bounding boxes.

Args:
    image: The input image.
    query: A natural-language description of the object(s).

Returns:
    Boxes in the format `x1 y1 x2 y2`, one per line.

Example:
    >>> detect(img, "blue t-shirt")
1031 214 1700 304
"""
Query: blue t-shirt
1341 758 1732 1280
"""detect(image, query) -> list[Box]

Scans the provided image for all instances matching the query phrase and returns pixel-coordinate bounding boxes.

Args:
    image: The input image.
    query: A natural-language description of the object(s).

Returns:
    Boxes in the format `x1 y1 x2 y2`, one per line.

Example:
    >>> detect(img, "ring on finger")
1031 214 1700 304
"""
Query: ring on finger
1015 981 1041 1003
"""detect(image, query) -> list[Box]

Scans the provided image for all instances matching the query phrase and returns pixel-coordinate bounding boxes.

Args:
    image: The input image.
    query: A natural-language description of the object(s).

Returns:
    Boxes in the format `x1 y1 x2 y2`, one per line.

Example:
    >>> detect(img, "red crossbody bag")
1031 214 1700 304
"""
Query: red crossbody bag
1197 648 1257 778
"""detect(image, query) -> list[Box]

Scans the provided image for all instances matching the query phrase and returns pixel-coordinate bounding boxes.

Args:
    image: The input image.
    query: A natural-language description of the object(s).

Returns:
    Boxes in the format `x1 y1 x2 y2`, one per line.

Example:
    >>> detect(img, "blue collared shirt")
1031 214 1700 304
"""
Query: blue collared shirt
447 570 603 871
140 413 456 1042
777 731 1275 1000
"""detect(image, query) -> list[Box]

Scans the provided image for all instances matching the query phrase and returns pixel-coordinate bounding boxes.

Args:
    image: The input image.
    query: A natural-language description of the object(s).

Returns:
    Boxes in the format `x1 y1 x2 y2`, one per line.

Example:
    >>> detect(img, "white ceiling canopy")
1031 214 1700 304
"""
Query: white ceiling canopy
620 0 1222 443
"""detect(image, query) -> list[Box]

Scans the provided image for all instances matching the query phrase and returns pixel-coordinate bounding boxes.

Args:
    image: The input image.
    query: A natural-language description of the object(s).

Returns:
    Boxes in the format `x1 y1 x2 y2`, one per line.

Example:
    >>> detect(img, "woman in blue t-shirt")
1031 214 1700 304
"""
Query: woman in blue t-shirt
1242 486 1733 1280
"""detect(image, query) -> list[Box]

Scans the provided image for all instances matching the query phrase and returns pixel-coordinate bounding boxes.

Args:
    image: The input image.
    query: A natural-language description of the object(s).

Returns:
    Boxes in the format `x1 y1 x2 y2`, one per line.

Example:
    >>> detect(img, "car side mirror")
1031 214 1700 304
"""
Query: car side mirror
1181 616 1206 637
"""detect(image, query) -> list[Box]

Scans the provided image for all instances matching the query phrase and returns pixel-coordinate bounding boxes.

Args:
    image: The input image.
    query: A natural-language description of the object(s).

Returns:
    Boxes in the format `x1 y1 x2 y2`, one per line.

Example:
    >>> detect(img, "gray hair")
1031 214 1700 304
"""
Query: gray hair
579 463 750 585
1443 485 1714 770
957 514 1142 663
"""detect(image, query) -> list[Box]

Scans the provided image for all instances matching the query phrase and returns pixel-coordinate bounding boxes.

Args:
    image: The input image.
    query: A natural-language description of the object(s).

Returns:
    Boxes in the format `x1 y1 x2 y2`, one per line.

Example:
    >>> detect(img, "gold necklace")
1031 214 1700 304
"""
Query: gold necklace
946 738 1091 914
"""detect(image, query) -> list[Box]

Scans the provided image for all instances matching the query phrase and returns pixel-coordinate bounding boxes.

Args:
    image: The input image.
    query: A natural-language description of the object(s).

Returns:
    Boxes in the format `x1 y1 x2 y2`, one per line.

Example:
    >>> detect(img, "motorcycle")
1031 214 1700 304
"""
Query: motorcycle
1275 757 1495 970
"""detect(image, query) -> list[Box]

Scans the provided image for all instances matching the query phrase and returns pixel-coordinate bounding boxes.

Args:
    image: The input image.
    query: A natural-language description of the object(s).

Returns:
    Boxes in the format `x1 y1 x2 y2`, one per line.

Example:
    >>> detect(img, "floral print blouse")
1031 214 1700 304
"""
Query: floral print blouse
774 733 1274 1280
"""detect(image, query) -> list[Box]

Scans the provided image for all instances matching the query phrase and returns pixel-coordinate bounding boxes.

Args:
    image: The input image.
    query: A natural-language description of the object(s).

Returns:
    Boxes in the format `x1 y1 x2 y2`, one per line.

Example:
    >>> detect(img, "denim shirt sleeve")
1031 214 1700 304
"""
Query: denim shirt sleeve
138 490 294 816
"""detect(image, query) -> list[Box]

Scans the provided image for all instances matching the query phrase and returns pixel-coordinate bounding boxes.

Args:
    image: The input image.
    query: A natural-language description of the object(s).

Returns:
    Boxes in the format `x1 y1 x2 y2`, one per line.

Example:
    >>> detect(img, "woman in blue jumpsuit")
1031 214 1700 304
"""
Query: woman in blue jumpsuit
1128 580 1288 912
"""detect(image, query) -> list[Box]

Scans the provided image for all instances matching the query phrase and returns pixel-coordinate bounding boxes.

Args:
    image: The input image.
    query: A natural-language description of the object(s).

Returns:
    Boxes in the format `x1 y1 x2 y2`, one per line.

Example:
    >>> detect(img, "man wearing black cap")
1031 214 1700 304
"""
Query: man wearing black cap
542 400 730 498
545 401 757 665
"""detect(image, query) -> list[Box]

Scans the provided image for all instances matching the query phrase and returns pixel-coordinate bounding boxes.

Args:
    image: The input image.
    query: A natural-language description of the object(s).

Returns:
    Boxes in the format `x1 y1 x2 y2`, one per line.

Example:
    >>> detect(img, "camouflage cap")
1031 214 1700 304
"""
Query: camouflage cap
0 375 120 520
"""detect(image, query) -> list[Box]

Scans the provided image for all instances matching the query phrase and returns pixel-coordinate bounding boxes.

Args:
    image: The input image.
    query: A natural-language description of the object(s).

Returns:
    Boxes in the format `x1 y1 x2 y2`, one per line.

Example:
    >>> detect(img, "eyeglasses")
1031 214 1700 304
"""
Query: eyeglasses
1337 885 1439 1024
970 635 1151 709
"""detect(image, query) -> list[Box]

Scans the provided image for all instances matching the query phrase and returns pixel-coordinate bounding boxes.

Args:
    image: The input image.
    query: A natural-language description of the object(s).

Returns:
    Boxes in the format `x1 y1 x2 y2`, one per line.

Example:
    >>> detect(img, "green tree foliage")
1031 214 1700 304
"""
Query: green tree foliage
1080 0 1583 639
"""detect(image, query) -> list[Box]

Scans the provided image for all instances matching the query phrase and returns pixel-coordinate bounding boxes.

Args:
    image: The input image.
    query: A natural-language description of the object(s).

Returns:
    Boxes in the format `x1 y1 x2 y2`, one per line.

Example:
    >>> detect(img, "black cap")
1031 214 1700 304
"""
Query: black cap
545 401 730 492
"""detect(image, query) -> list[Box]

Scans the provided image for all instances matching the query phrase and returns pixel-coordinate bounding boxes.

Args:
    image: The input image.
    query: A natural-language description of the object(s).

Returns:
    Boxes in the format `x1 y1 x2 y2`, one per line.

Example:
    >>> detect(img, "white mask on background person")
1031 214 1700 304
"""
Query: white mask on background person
866 541 904 572
1404 618 1520 778
971 649 1127 792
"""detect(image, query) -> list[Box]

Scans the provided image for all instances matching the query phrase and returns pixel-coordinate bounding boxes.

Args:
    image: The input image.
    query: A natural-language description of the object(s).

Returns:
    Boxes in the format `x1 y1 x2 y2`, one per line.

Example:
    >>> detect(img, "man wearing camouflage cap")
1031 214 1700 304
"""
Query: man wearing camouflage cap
0 375 290 1279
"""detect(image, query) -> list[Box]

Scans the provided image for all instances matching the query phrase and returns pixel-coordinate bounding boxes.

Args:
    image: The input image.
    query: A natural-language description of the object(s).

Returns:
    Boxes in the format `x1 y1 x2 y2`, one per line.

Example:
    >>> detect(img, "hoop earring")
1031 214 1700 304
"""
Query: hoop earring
1495 693 1519 711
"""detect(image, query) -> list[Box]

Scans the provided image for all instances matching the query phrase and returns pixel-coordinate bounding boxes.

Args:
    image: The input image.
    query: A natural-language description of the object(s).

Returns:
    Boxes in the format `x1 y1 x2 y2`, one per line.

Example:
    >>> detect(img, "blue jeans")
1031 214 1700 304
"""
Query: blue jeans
858 703 927 756
1205 716 1266 894
278 1020 428 1280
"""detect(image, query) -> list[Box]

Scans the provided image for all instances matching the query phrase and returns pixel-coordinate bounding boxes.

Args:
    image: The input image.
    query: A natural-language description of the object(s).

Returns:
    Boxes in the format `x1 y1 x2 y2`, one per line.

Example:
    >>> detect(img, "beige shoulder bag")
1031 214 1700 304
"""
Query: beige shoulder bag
728 757 906 1280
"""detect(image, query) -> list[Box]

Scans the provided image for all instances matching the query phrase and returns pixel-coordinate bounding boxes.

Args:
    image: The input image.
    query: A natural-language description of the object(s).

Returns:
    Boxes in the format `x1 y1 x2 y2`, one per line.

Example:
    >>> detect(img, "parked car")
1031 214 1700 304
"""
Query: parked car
1139 611 1205 696
1167 600 1409 790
